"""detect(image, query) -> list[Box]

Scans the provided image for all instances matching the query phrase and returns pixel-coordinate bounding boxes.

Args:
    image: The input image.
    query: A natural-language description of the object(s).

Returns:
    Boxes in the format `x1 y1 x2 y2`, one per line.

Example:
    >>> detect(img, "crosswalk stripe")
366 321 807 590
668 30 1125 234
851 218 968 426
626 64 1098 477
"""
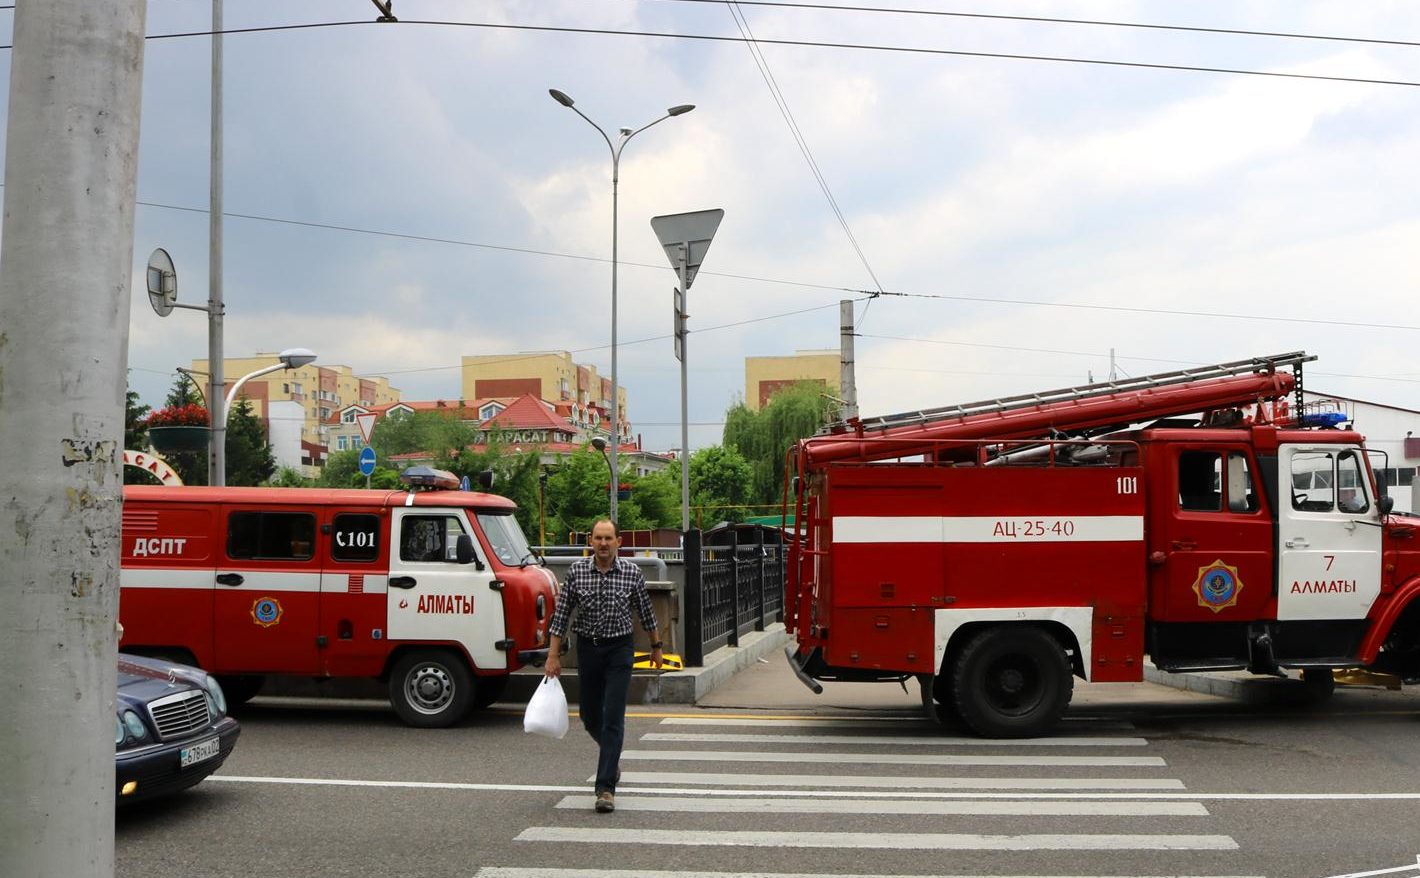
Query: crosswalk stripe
658 717 1138 731
642 732 1148 747
554 795 1208 816
622 749 1167 767
477 870 1258 878
515 827 1239 850
609 771 1187 790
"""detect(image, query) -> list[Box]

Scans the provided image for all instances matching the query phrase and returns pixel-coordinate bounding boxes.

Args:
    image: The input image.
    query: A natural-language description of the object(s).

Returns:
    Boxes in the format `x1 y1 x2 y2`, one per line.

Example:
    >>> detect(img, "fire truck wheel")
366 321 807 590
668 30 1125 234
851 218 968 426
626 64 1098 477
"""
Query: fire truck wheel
470 674 509 710
1301 668 1336 701
389 650 475 728
951 626 1072 739
215 675 264 707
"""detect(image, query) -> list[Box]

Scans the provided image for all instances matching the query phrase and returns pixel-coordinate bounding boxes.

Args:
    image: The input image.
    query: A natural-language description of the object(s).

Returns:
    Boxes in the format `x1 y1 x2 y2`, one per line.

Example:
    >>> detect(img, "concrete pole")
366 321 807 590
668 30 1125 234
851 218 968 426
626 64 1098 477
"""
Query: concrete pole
0 2 147 876
840 299 858 421
207 0 226 486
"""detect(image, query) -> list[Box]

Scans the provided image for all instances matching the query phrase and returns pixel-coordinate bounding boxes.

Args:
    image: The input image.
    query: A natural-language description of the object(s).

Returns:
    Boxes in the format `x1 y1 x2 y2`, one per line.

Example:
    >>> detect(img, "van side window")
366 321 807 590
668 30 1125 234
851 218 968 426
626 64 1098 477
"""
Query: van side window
1178 451 1221 511
400 515 466 563
331 513 380 562
227 511 316 560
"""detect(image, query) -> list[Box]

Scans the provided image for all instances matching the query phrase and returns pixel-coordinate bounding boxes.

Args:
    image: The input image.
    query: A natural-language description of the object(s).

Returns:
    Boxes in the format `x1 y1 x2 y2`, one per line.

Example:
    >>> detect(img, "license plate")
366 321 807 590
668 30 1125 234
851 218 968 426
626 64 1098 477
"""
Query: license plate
180 737 220 768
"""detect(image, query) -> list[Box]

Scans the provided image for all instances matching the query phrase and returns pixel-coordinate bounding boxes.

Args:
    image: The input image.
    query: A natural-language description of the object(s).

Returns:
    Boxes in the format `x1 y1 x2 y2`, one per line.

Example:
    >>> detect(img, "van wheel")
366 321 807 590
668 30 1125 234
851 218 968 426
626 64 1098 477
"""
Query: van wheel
1301 668 1336 701
215 675 264 707
389 650 474 728
471 675 509 711
952 626 1072 738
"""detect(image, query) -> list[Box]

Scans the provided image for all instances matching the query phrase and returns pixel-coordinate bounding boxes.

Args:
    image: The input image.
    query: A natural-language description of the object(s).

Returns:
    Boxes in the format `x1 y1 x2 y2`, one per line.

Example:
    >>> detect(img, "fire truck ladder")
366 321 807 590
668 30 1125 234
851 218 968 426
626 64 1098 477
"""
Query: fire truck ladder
827 351 1314 436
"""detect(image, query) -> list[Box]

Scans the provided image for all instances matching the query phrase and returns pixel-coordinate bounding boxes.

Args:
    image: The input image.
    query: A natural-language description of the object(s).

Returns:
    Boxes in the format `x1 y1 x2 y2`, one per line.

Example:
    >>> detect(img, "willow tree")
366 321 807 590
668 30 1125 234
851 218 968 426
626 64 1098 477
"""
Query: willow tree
722 381 836 506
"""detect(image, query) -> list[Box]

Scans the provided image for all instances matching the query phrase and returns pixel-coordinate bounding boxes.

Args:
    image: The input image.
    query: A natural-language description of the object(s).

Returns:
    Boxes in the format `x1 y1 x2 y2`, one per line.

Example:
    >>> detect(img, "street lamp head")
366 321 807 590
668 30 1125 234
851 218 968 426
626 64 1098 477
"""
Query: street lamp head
667 104 695 117
278 347 317 369
549 88 575 108
590 436 608 452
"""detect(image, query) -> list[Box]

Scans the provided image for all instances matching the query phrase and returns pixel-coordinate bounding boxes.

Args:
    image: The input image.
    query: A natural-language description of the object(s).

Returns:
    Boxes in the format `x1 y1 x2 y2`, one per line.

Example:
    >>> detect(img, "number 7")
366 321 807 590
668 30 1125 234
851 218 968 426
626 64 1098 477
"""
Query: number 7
1324 555 1335 571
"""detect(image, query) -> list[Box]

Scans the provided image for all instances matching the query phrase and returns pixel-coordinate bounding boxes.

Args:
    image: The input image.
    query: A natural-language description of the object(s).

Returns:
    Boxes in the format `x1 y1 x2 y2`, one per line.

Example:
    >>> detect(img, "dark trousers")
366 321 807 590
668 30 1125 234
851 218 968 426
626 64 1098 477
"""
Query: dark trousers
576 633 633 793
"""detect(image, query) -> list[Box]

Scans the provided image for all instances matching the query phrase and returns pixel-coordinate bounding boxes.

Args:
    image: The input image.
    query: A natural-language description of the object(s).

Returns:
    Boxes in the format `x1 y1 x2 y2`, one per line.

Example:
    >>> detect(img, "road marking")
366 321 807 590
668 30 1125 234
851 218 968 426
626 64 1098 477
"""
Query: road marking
209 775 1420 801
641 732 1148 747
623 749 1166 767
476 870 1261 878
514 827 1239 850
554 795 1208 816
605 771 1187 790
657 717 1137 731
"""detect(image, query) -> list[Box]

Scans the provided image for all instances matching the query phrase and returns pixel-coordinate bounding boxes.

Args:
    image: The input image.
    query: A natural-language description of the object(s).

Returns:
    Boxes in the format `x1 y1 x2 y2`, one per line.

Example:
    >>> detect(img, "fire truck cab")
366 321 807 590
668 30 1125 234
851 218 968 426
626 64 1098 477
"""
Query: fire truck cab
785 353 1420 737
119 468 557 727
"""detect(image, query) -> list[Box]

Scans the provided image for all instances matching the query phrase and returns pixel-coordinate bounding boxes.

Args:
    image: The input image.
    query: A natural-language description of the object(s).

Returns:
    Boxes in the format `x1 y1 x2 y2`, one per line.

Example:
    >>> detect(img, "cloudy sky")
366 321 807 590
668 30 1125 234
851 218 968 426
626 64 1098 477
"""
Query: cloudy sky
11 1 1420 451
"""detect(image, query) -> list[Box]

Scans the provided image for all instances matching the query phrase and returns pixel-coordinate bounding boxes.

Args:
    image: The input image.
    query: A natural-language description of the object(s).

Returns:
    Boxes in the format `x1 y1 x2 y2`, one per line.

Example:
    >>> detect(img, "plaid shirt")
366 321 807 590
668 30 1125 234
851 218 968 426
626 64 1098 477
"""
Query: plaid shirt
548 556 657 640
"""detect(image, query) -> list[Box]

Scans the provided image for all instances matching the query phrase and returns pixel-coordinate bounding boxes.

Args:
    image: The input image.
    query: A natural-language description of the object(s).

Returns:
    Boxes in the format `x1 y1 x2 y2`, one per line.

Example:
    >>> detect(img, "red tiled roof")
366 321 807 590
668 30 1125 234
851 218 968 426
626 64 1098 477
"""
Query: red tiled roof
484 394 571 431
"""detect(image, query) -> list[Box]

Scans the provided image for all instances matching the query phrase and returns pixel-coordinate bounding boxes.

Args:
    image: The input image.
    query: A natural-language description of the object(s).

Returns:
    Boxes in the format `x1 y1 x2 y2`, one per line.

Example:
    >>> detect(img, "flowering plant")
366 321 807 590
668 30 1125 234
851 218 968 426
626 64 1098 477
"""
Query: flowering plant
146 403 210 428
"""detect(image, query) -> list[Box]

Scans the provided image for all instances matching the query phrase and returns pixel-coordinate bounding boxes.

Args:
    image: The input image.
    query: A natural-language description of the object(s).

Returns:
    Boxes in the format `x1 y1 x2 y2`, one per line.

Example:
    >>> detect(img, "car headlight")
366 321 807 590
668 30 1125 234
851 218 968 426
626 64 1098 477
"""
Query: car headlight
115 716 125 746
122 710 148 741
203 675 227 716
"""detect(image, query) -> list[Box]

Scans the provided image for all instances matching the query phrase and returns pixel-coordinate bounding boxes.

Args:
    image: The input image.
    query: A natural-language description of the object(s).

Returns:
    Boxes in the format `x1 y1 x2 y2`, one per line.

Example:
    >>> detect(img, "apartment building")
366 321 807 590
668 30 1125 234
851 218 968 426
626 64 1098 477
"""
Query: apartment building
744 349 840 411
460 351 630 445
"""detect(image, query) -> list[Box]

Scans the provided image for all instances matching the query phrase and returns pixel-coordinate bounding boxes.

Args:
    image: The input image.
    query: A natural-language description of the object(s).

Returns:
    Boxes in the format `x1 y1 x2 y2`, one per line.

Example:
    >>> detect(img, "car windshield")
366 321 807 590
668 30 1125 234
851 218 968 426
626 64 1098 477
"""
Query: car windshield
476 512 536 566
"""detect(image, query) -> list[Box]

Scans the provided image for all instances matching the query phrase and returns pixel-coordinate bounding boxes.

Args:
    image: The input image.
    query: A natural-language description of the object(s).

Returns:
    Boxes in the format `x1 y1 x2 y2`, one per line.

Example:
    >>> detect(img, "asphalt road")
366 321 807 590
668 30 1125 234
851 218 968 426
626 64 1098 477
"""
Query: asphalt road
116 657 1420 878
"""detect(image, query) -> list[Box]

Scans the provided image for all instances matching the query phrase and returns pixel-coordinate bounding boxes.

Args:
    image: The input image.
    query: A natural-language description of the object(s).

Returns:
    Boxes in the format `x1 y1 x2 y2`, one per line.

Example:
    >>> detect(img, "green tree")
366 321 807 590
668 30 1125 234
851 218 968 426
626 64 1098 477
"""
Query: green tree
688 445 754 525
314 449 401 489
225 396 277 486
723 382 834 506
545 444 619 541
372 409 476 460
268 467 310 487
123 381 156 485
152 373 208 485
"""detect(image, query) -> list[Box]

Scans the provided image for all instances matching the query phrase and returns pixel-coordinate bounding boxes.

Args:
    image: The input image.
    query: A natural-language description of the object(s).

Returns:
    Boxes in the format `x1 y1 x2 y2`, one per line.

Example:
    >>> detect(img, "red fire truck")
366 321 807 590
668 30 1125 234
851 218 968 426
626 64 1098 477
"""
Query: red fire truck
784 352 1420 737
119 468 557 727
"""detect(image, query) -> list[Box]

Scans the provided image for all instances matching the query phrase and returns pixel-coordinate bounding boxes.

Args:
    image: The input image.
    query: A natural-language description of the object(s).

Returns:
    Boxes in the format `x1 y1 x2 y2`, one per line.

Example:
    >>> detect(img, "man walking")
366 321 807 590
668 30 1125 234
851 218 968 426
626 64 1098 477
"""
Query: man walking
545 519 662 813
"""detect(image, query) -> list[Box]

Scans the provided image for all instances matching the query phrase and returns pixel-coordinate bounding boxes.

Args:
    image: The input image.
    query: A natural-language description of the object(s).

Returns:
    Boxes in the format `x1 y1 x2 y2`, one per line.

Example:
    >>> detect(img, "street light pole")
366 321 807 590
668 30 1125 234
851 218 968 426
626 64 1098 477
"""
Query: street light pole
209 0 225 486
222 347 317 428
549 88 693 523
590 436 614 519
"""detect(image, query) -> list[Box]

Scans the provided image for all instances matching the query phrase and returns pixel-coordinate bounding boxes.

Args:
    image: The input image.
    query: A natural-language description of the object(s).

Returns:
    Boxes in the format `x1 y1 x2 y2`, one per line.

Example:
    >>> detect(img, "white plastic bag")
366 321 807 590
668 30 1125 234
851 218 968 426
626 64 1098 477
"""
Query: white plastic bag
523 676 569 739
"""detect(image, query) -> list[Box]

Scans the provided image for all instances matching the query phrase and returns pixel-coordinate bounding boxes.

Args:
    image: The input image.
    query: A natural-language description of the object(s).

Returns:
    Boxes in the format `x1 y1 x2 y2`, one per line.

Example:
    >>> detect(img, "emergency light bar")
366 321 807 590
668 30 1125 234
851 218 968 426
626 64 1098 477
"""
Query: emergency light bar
399 466 461 491
1298 412 1349 428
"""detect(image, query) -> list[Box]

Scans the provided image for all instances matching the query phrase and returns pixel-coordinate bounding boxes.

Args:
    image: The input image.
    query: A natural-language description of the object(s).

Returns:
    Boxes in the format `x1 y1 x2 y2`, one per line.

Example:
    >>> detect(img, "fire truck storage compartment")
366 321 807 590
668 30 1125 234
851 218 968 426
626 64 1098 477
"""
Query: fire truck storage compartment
820 459 1148 682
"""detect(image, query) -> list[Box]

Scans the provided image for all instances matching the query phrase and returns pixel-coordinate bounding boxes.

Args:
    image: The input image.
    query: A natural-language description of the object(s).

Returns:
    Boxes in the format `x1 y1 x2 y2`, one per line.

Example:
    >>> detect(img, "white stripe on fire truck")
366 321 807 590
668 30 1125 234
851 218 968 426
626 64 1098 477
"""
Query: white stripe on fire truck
833 515 1144 543
554 795 1207 817
607 771 1187 791
118 567 388 593
513 827 1238 851
620 750 1165 767
479 863 1266 869
641 732 1148 748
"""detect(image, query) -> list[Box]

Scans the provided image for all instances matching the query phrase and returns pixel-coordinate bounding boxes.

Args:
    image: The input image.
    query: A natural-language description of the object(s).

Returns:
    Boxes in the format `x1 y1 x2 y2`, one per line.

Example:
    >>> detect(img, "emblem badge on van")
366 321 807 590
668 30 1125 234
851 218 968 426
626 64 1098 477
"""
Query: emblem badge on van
251 597 284 628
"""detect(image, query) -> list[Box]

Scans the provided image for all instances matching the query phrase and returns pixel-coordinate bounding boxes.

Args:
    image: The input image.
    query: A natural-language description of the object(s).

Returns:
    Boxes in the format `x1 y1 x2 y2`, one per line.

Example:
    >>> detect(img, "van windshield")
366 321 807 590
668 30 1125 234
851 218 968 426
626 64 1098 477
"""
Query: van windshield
477 512 536 566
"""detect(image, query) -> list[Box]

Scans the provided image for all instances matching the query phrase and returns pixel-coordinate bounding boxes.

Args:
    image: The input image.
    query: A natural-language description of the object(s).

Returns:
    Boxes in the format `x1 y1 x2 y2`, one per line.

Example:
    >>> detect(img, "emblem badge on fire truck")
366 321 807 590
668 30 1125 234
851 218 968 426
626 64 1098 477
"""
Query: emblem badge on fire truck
1193 560 1243 613
251 597 284 628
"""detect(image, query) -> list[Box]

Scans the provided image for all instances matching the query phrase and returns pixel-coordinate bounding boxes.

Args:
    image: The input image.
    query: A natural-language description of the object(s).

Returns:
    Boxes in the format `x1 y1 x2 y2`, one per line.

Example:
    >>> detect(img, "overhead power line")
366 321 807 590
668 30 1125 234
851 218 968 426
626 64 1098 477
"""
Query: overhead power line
6 18 1416 89
649 0 1420 50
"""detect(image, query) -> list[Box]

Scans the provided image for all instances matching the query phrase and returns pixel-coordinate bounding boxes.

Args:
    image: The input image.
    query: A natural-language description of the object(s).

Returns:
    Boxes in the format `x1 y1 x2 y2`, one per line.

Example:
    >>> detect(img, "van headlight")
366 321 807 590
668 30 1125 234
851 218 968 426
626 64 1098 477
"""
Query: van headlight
203 676 227 716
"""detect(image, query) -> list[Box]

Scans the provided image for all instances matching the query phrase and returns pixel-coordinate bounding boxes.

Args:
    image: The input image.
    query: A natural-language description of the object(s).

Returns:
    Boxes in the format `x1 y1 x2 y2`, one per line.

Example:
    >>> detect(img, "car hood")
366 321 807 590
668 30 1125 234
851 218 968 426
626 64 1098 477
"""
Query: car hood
117 654 206 703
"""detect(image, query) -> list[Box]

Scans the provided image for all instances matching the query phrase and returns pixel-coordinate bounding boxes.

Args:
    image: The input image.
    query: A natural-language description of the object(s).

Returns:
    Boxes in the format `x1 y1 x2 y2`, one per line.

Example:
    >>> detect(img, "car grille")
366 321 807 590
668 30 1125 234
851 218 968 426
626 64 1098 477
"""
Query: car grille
147 690 211 739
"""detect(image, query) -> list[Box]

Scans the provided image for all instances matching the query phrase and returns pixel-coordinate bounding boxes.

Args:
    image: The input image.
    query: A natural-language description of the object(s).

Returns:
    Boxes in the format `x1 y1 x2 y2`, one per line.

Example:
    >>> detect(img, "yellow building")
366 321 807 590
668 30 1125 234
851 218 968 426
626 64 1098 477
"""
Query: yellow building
744 350 840 411
461 351 630 444
191 354 400 448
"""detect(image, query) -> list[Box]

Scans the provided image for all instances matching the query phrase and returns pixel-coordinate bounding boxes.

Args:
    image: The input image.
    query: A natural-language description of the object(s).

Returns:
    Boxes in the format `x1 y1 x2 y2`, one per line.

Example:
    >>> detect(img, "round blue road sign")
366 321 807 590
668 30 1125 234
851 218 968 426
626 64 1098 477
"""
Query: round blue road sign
358 445 377 476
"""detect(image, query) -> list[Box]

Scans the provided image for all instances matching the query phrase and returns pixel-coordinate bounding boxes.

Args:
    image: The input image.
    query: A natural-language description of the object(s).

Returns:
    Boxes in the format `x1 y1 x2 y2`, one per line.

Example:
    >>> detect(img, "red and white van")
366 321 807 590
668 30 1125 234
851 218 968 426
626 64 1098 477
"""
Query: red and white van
118 473 557 727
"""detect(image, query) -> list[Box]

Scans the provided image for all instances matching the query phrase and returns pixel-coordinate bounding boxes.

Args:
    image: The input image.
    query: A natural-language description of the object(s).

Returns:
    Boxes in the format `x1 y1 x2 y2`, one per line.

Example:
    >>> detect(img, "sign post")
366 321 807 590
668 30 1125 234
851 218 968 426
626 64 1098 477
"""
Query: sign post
650 209 724 532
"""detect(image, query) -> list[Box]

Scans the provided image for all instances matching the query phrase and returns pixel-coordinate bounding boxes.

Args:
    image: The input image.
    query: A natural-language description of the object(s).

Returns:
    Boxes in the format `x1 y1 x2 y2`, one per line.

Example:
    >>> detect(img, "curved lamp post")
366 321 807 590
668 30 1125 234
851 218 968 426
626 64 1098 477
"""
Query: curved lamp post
221 347 316 477
589 435 615 515
549 88 693 522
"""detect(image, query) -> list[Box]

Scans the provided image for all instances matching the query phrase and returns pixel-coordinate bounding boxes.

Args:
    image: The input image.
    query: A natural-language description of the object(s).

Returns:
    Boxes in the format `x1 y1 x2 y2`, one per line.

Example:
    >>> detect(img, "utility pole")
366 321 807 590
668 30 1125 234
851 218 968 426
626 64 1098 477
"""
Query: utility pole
840 300 858 421
0 2 147 876
208 0 226 485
